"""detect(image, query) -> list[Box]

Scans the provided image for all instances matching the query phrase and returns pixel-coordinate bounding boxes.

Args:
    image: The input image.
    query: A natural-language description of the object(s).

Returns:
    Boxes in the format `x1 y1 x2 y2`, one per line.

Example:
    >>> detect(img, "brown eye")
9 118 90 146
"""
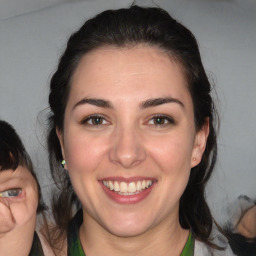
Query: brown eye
148 115 175 126
91 116 104 125
82 115 109 126
154 117 167 125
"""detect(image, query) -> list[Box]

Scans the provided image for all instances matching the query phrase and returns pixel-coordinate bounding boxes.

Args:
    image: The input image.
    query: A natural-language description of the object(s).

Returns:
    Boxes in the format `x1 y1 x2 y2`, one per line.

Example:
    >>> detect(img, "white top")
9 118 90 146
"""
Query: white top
195 240 234 256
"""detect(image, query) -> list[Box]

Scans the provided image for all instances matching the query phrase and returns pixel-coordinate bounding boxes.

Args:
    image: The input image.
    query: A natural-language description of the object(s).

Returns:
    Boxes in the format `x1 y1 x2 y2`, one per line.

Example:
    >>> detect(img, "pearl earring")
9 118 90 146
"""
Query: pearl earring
61 160 66 168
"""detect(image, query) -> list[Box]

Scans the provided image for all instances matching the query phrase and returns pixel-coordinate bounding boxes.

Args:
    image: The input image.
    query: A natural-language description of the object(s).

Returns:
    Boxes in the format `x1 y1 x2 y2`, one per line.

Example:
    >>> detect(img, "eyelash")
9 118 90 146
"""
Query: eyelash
0 188 22 198
147 115 175 127
81 114 109 126
80 114 175 128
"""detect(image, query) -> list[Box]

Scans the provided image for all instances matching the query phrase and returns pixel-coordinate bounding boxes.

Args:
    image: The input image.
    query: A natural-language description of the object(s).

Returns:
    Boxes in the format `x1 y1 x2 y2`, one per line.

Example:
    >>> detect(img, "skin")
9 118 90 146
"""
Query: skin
0 166 38 256
237 205 256 238
58 45 209 256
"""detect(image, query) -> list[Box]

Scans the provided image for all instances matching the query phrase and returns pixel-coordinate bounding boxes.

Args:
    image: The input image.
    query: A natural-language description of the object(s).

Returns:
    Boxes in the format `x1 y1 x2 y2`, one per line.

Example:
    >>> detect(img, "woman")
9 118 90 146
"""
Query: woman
47 5 232 255
0 120 45 255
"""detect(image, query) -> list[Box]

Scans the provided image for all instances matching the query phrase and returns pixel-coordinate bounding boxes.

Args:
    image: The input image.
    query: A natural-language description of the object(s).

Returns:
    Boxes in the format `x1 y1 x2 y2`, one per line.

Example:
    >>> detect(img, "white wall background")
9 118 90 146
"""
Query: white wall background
0 0 255 224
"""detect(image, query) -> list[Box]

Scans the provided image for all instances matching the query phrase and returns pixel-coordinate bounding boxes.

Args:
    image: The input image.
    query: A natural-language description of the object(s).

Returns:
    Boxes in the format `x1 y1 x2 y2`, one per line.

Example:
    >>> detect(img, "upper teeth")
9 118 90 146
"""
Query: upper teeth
103 180 153 193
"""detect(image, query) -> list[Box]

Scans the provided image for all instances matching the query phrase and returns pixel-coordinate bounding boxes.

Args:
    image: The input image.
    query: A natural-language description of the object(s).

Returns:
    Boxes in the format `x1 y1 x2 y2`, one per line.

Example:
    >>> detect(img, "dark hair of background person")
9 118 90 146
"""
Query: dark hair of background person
226 231 256 256
0 120 45 213
47 5 220 250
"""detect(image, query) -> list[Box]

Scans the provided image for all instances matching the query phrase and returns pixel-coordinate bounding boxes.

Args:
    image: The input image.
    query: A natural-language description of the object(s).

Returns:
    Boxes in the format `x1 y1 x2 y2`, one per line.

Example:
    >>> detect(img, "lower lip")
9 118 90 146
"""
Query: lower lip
100 182 154 204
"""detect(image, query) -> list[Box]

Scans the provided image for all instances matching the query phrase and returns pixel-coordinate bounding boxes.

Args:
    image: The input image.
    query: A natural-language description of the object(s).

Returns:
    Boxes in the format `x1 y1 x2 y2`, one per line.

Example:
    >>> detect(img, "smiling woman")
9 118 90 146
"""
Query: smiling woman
46 5 232 256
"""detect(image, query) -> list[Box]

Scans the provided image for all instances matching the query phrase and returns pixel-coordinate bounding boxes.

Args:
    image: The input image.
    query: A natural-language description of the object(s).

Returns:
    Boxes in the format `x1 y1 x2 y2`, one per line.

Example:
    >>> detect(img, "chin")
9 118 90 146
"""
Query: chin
107 224 149 238
102 215 153 238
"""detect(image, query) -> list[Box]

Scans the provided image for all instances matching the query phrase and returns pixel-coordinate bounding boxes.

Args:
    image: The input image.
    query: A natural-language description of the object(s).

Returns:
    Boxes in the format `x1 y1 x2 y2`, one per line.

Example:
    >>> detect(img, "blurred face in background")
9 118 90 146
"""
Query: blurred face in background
0 165 38 232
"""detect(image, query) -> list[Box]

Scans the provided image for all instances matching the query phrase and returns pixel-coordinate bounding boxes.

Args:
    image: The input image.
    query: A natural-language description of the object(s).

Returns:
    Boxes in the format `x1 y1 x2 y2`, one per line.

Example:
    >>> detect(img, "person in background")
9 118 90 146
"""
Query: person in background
225 195 256 256
0 120 45 255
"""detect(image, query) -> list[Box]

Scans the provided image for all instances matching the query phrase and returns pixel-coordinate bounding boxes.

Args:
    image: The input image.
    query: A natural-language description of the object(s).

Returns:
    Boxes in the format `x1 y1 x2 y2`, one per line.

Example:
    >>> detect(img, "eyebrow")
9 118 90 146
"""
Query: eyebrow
73 97 184 110
73 98 113 110
140 97 184 109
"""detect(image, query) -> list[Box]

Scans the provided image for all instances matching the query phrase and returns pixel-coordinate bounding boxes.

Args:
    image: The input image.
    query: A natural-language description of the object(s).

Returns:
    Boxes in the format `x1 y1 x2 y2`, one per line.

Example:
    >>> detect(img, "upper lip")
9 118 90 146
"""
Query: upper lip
99 176 157 182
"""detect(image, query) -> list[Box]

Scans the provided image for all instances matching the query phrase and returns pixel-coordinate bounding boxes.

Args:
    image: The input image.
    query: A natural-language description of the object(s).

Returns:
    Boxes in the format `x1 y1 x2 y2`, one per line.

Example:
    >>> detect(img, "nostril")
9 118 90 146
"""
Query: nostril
109 145 146 168
108 128 146 167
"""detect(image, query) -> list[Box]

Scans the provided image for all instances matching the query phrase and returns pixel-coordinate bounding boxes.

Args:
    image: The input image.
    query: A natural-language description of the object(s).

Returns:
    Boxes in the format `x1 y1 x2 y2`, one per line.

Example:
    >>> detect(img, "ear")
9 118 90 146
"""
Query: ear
191 118 210 168
56 127 67 168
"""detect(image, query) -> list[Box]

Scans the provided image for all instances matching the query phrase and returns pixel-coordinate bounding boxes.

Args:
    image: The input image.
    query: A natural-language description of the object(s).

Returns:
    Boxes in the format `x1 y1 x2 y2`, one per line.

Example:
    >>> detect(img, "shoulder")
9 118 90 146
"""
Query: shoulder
194 240 212 255
193 221 235 256
194 240 234 256
36 231 56 256
37 227 67 256
36 213 67 256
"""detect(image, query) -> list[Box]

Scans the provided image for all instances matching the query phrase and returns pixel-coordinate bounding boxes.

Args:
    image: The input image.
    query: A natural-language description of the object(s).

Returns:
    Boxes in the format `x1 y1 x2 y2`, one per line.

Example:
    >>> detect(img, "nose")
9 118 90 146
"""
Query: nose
109 126 146 169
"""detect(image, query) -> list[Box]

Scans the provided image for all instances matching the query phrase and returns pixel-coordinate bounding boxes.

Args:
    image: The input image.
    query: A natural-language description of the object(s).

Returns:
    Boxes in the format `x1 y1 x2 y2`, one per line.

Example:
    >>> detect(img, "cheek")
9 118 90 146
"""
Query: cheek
64 132 109 175
146 132 195 175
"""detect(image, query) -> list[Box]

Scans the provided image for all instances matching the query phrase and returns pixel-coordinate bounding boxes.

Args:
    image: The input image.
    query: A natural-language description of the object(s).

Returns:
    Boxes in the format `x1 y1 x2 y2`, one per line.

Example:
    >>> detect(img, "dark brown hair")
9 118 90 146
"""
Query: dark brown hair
48 5 220 250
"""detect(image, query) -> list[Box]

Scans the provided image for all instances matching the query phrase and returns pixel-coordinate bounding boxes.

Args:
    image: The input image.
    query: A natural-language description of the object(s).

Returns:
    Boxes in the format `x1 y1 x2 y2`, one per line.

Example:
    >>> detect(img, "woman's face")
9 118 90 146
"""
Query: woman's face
58 45 208 237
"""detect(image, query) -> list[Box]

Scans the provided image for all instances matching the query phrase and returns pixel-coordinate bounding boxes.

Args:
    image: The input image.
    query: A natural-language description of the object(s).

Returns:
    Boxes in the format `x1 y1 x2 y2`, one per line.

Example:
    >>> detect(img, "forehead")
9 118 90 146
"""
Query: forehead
69 45 191 106
0 165 29 181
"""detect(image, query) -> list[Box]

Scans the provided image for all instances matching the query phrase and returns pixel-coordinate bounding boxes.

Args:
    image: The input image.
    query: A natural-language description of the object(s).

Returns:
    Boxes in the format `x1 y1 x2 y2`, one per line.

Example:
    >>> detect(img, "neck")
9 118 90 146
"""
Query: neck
79 211 189 256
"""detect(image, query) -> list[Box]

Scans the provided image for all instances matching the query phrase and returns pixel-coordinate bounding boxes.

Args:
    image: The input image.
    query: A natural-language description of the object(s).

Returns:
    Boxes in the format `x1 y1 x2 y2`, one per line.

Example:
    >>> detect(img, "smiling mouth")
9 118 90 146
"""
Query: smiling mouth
102 180 153 195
